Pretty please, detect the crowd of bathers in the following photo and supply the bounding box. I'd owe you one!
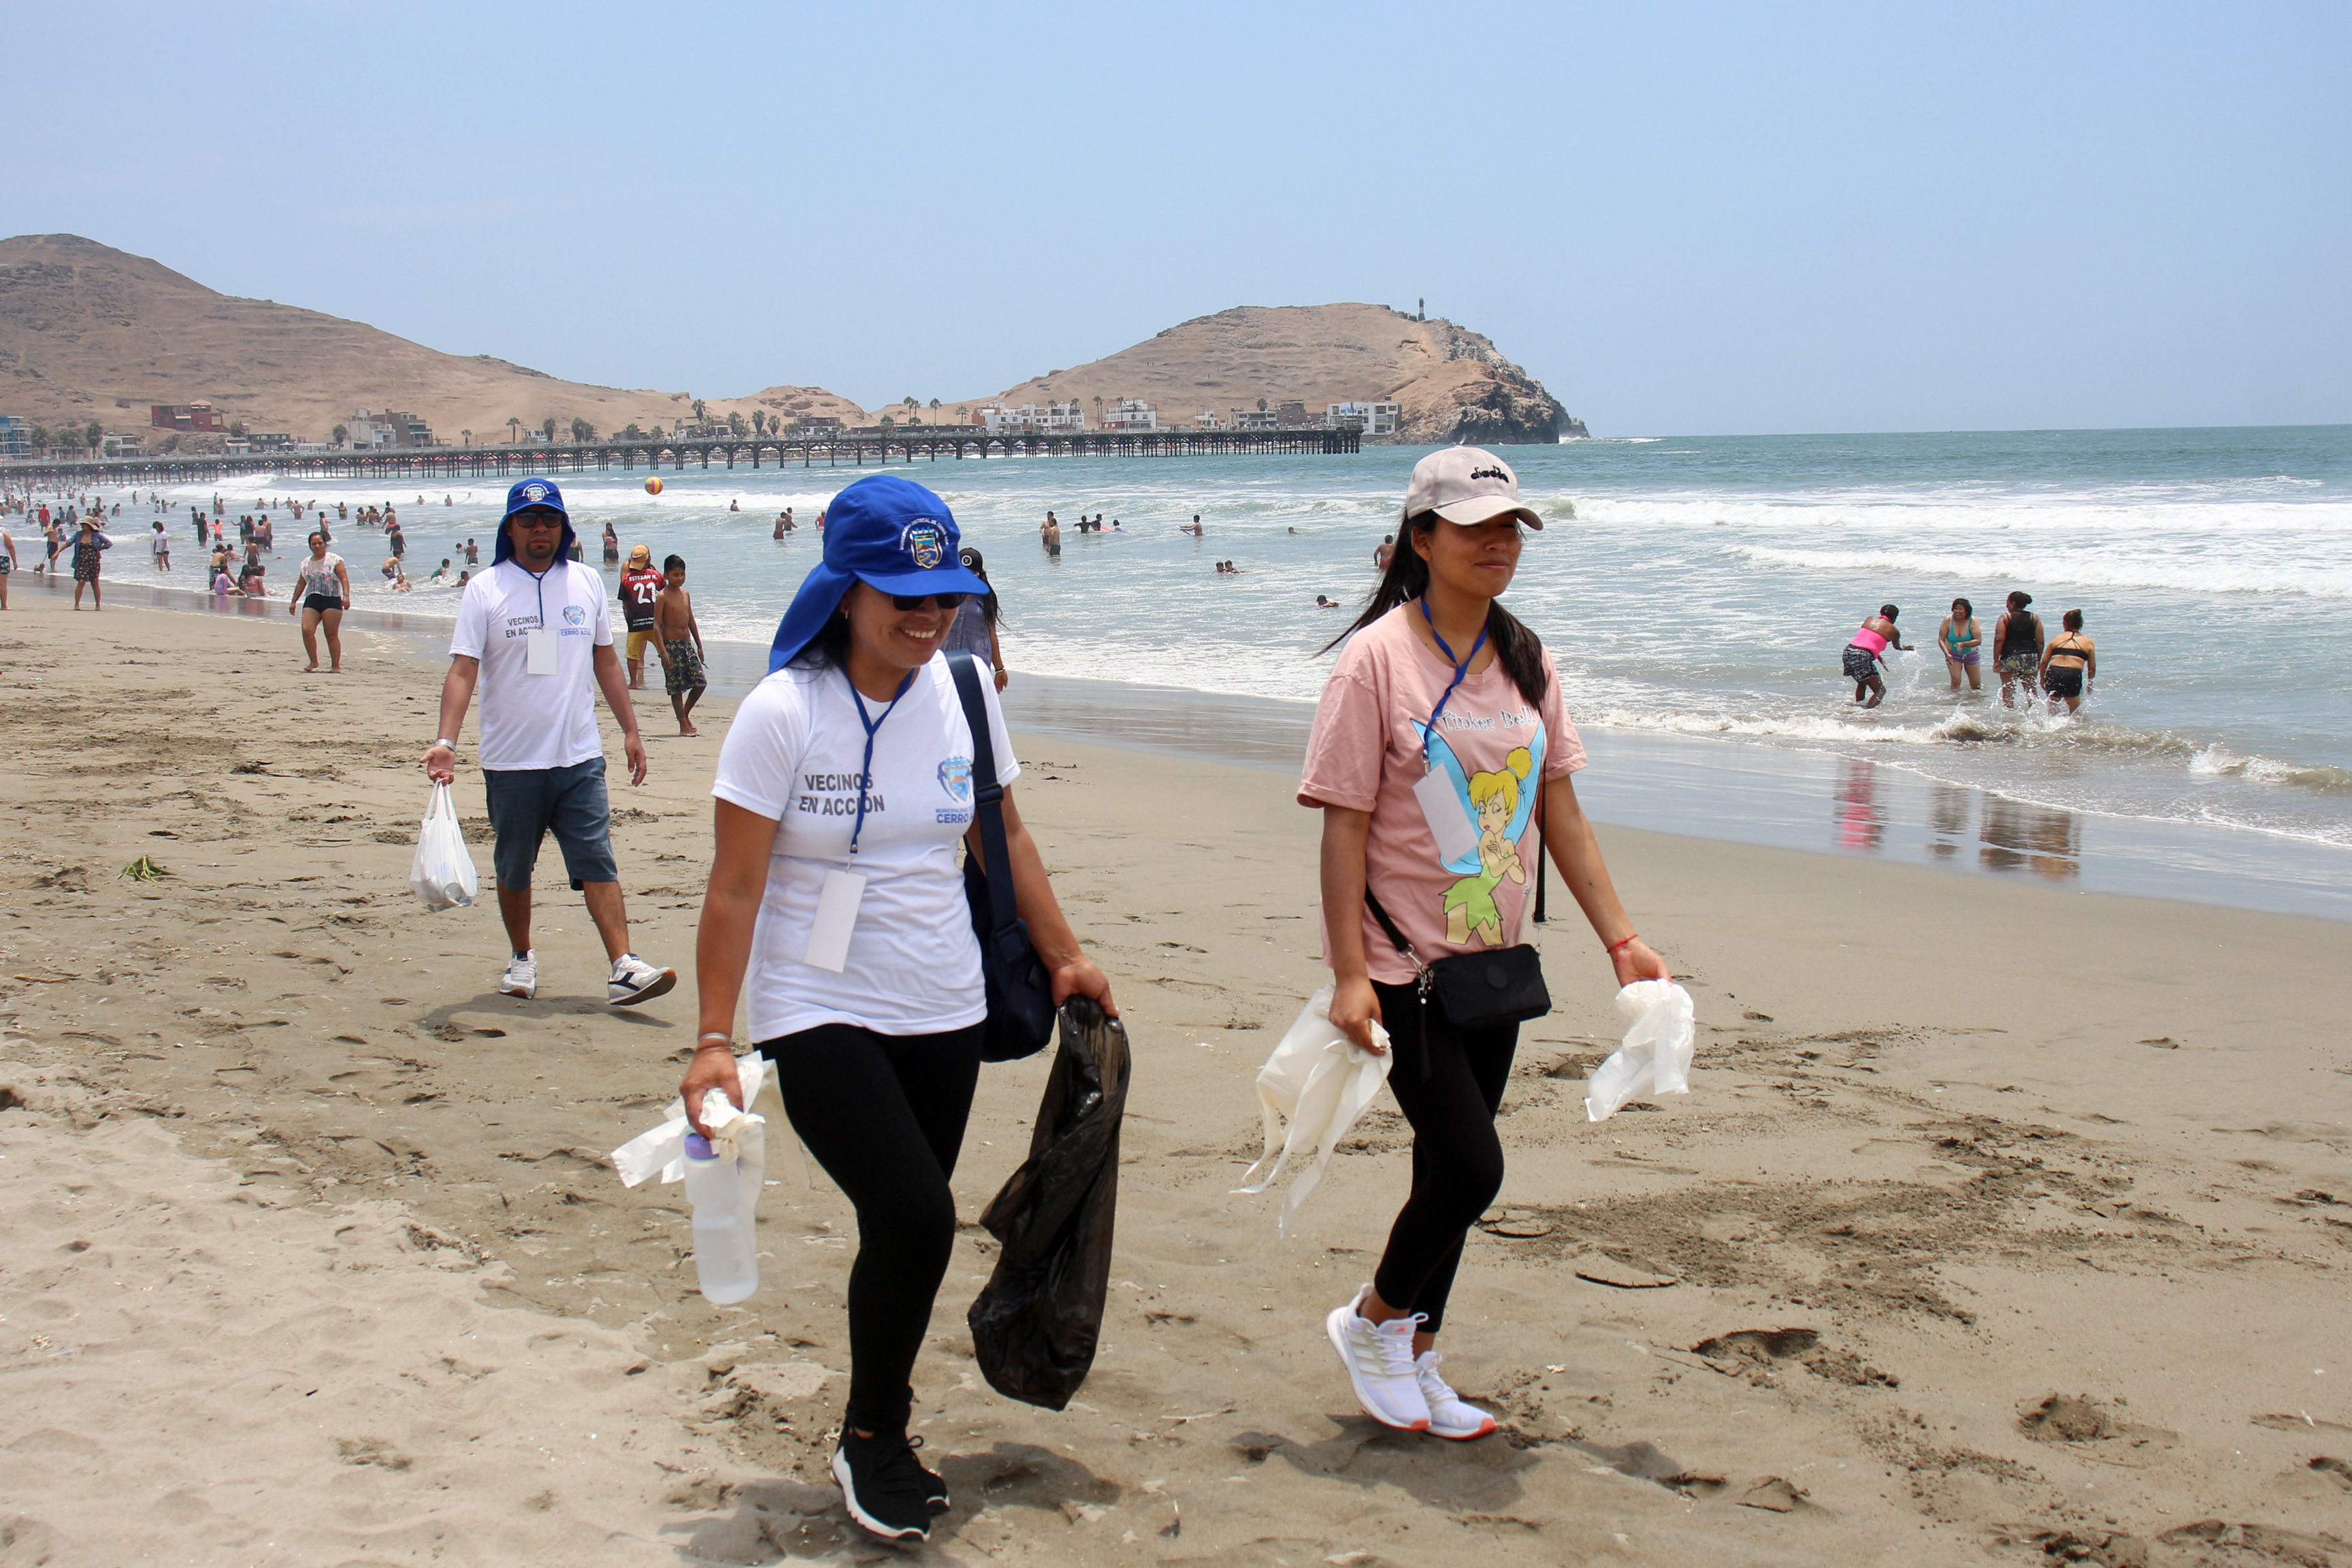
[1844,589,2099,714]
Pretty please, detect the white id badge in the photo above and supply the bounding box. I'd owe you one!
[524,627,557,675]
[801,868,866,973]
[1414,767,1481,864]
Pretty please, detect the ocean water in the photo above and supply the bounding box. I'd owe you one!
[82,422,2352,881]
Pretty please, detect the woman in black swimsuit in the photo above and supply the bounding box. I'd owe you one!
[1994,591,2044,709]
[2038,609,2095,715]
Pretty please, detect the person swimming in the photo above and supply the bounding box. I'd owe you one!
[1843,603,1911,709]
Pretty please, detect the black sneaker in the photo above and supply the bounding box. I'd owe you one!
[832,1429,934,1543]
[908,1433,950,1515]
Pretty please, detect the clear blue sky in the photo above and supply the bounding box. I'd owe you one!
[10,1,2347,435]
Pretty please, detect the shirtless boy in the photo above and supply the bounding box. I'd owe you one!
[651,553,706,736]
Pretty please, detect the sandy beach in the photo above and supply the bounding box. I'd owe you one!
[4,598,2349,1568]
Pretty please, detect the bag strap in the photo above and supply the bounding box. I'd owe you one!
[947,653,1019,936]
[1532,777,1548,924]
[1362,887,1427,982]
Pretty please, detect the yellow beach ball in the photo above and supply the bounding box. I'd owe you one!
[644,476,664,496]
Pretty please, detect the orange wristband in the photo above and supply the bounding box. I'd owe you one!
[1605,932,1639,956]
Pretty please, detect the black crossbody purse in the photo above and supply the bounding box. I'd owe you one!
[1363,887,1550,1034]
[947,653,1056,1062]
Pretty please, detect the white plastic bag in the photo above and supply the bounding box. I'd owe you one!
[1585,979,1697,1122]
[1235,983,1393,1237]
[611,1054,777,1189]
[408,783,478,911]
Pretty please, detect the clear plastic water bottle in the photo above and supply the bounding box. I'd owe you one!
[684,1130,759,1305]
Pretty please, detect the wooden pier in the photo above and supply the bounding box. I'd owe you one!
[5,425,1359,488]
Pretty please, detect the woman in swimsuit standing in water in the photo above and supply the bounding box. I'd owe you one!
[1938,598,1982,692]
[1994,591,2044,708]
[2038,609,2096,715]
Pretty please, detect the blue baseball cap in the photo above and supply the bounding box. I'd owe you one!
[494,476,576,566]
[768,475,989,671]
[502,476,568,523]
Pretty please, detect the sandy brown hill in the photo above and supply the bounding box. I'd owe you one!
[0,234,862,445]
[926,303,1575,443]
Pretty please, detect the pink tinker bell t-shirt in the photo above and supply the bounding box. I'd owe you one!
[1298,605,1586,985]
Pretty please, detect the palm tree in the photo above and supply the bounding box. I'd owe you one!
[461,429,472,446]
[570,416,595,444]
[928,397,941,410]
[506,416,522,444]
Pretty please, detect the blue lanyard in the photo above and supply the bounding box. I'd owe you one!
[845,669,916,858]
[510,559,559,632]
[1420,598,1487,766]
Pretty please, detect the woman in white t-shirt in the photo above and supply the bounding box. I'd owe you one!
[683,474,1114,1547]
[1300,447,1669,1442]
[285,530,350,672]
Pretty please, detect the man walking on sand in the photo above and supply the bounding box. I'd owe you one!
[421,478,676,1007]
[652,553,707,737]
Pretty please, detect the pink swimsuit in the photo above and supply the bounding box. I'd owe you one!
[1848,625,1889,655]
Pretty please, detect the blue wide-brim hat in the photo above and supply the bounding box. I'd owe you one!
[767,474,989,672]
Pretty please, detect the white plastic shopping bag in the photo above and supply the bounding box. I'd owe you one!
[1235,984,1393,1237]
[408,783,478,911]
[611,1054,777,1189]
[1585,979,1697,1122]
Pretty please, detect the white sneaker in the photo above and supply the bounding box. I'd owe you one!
[607,953,677,1007]
[1414,1351,1498,1440]
[1324,1286,1431,1431]
[498,950,536,998]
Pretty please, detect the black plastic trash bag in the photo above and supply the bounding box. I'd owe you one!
[968,998,1131,1410]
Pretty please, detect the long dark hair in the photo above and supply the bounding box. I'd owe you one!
[960,546,1001,628]
[1322,512,1549,710]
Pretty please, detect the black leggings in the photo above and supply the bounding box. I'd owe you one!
[763,1020,983,1435]
[1369,979,1519,1335]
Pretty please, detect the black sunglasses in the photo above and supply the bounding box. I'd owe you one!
[889,591,966,611]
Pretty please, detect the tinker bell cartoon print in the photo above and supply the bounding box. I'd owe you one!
[1414,723,1545,948]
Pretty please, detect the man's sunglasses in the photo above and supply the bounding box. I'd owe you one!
[890,591,966,610]
[510,512,566,530]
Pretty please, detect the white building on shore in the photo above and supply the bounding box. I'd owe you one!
[978,402,1088,433]
[1326,402,1401,436]
[1100,399,1157,430]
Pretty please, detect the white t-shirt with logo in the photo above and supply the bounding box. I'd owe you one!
[451,558,613,772]
[710,655,1021,1041]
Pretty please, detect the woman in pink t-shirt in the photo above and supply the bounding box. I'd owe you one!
[1299,446,1670,1441]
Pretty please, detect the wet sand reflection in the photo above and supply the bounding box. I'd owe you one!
[1978,796,2082,881]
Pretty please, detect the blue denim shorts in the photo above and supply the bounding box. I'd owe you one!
[483,757,619,891]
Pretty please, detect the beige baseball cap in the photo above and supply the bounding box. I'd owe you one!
[1403,445,1544,529]
[626,543,651,565]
